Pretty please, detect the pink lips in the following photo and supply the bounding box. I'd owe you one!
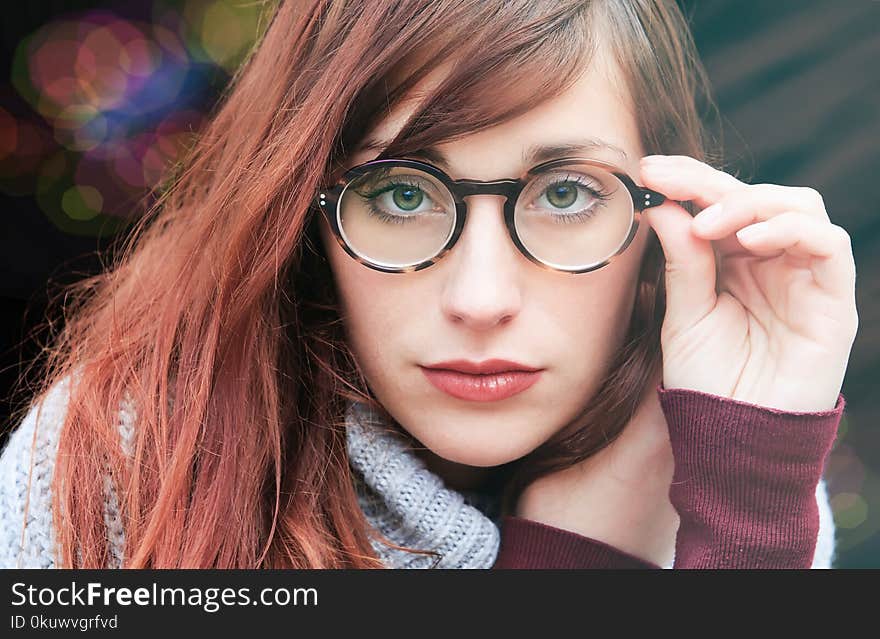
[419,359,544,402]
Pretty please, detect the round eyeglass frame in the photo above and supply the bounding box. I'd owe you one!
[313,156,667,275]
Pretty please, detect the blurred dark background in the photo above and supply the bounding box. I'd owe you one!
[0,1,877,566]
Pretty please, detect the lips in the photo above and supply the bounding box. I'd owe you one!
[419,359,544,402]
[423,359,543,375]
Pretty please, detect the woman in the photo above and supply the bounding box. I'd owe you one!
[0,0,857,569]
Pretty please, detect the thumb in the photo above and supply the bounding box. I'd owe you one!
[643,201,718,333]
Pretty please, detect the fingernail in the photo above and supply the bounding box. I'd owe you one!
[694,203,723,229]
[640,155,668,165]
[736,225,765,242]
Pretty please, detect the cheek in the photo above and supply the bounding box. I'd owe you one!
[320,226,421,378]
[554,243,646,368]
[316,209,650,466]
[319,215,372,314]
[557,281,630,356]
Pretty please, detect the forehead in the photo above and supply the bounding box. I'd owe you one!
[350,52,643,179]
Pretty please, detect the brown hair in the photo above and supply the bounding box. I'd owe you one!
[11,0,720,567]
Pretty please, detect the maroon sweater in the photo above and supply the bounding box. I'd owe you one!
[493,383,846,569]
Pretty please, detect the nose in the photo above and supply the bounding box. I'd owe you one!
[439,194,523,330]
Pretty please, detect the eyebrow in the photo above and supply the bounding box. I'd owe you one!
[356,137,629,169]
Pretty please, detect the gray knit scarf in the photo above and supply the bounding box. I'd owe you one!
[0,376,501,568]
[0,377,836,569]
[344,399,501,568]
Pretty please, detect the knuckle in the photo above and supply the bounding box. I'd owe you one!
[844,310,860,342]
[797,186,826,210]
[742,182,776,203]
[718,180,750,203]
[777,210,802,227]
[716,167,744,189]
[832,224,853,248]
[747,182,779,197]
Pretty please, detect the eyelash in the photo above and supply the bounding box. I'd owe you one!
[357,173,612,224]
[529,172,613,223]
[357,177,442,224]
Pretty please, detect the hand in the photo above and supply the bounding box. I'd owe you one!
[515,156,858,564]
[639,155,858,412]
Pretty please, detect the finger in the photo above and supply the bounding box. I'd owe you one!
[691,183,830,240]
[642,200,718,334]
[734,214,856,292]
[639,155,744,209]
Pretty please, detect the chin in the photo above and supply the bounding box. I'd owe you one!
[424,437,536,468]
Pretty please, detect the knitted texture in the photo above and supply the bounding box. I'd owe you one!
[0,376,500,568]
[344,400,500,568]
[0,375,71,568]
[0,376,836,568]
[497,515,664,568]
[0,374,134,569]
[657,386,844,568]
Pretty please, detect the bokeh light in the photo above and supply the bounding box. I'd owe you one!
[3,3,273,228]
[2,1,874,567]
[62,184,104,220]
[159,0,270,72]
[0,108,18,161]
[832,492,869,529]
[0,118,57,196]
[825,413,880,559]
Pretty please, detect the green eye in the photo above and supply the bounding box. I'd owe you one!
[392,186,424,211]
[545,183,578,208]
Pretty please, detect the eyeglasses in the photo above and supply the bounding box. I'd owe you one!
[314,156,666,274]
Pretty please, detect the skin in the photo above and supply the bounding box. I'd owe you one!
[517,155,858,567]
[319,50,655,477]
[319,46,858,567]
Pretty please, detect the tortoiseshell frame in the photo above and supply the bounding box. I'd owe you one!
[314,157,667,274]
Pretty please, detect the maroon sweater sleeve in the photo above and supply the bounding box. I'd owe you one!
[493,385,845,569]
[658,383,844,568]
[493,515,661,569]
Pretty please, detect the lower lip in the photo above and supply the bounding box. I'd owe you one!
[420,367,543,402]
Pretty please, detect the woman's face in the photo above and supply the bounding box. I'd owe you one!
[319,54,651,469]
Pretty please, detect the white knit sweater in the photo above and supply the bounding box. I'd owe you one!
[0,374,837,568]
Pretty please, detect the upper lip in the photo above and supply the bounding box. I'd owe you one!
[421,359,543,374]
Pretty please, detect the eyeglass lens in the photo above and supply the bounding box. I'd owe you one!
[336,162,635,270]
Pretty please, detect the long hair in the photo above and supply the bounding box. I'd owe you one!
[10,0,720,567]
